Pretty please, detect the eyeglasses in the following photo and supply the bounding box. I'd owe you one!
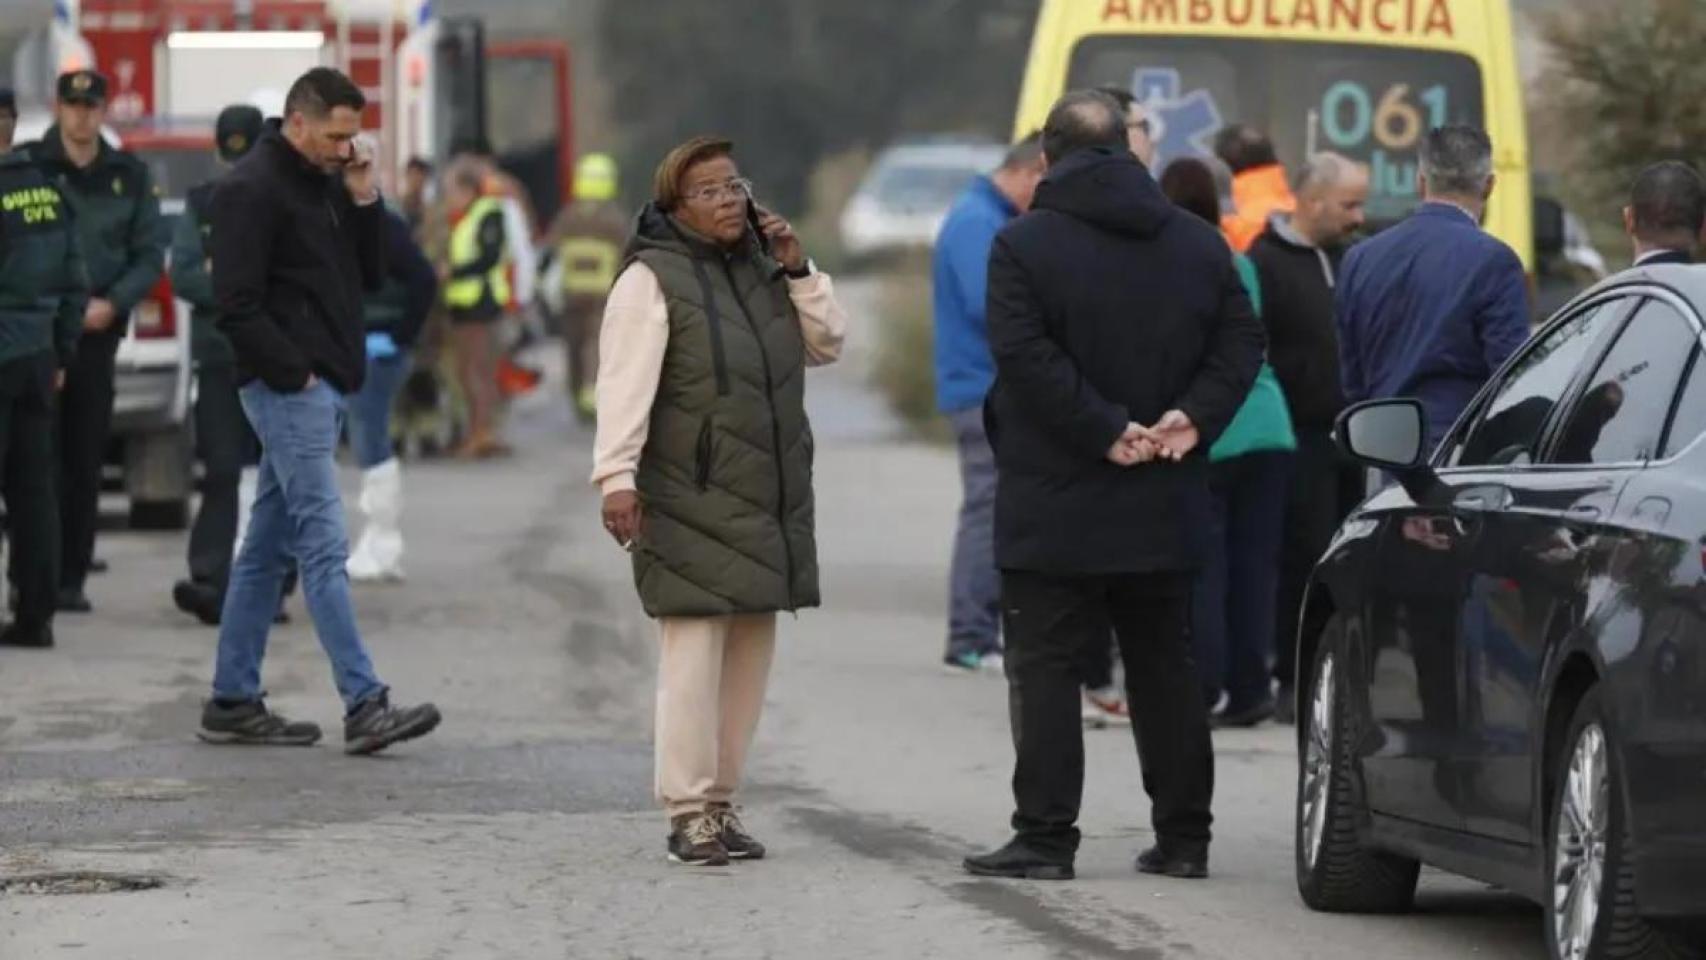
[682,178,753,205]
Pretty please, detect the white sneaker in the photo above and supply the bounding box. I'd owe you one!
[1083,686,1129,728]
[978,652,1005,676]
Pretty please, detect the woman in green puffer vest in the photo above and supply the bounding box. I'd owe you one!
[1159,158,1297,728]
[591,137,849,867]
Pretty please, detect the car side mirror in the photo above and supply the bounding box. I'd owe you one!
[1533,195,1566,260]
[1336,399,1426,471]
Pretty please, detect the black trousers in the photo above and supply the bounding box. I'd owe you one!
[186,363,253,593]
[58,331,118,594]
[1275,429,1356,688]
[0,352,62,627]
[1003,569,1214,859]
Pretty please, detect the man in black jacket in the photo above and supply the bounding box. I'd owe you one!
[199,67,440,756]
[963,91,1264,882]
[1246,152,1367,722]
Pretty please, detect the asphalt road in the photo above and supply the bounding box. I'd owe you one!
[0,279,1548,959]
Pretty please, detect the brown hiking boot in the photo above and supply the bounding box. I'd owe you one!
[667,813,730,867]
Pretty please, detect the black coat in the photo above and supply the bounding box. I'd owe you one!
[985,148,1265,575]
[1247,221,1346,431]
[210,121,383,393]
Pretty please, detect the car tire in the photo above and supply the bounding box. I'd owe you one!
[1545,689,1701,960]
[129,498,189,531]
[1296,614,1420,913]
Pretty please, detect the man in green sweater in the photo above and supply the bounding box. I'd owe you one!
[0,142,90,647]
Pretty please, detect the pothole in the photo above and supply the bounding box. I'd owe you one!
[0,872,168,895]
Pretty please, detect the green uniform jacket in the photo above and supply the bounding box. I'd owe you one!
[24,128,164,330]
[171,182,234,367]
[626,204,820,618]
[0,150,90,366]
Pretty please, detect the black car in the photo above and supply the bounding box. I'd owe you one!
[1294,264,1706,960]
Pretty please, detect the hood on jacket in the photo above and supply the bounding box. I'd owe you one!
[1031,147,1173,239]
[625,200,770,269]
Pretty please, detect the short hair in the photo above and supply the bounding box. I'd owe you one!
[1159,158,1221,227]
[1000,131,1044,172]
[284,67,365,120]
[1419,124,1493,197]
[1096,85,1137,112]
[1041,90,1126,166]
[445,157,485,195]
[1292,152,1362,196]
[1213,124,1278,174]
[653,136,734,211]
[406,156,434,175]
[1629,161,1706,242]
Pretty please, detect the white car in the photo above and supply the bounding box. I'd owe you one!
[839,141,1007,259]
[111,195,194,530]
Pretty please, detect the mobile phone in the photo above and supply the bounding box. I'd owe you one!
[746,199,772,257]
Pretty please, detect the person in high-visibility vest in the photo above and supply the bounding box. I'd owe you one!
[442,159,511,459]
[543,153,628,423]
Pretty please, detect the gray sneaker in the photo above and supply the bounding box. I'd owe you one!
[343,693,441,756]
[198,699,322,746]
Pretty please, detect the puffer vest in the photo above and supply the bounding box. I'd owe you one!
[626,204,819,618]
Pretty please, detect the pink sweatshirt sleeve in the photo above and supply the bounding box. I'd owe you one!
[590,264,668,496]
[788,270,848,367]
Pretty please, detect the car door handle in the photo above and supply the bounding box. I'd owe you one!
[1567,503,1603,521]
[1453,485,1513,513]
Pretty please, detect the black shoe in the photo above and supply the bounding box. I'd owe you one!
[963,838,1075,880]
[1212,697,1276,729]
[668,813,731,866]
[55,588,92,614]
[0,621,54,649]
[198,698,322,746]
[1273,685,1296,725]
[343,693,442,756]
[90,558,109,575]
[273,606,291,625]
[1136,844,1209,879]
[173,580,223,626]
[708,805,766,861]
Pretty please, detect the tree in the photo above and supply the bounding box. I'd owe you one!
[597,0,1037,214]
[1536,0,1706,215]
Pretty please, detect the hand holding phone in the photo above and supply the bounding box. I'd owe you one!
[748,200,807,273]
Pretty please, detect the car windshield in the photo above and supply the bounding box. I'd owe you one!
[1070,36,1485,228]
[866,162,990,211]
[130,147,223,201]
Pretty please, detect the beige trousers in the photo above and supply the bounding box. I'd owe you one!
[655,613,778,819]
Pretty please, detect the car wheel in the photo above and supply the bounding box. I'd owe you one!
[1296,614,1420,913]
[1546,689,1701,960]
[129,498,189,531]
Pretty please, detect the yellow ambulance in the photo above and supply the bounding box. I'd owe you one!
[1014,0,1535,267]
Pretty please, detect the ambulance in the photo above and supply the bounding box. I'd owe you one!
[1014,0,1538,267]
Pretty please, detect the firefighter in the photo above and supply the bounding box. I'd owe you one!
[442,159,511,459]
[0,133,90,647]
[544,153,627,423]
[19,70,165,613]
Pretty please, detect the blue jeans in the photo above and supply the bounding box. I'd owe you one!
[346,352,409,469]
[946,406,1001,660]
[1193,451,1293,711]
[212,380,385,713]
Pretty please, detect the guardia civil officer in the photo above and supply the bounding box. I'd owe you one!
[0,133,90,647]
[19,70,165,613]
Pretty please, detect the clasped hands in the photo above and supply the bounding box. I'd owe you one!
[1105,410,1199,467]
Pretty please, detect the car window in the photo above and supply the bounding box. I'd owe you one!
[1454,299,1627,468]
[1662,349,1706,459]
[1550,299,1699,465]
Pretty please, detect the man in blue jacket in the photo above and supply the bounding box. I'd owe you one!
[1336,125,1530,454]
[932,133,1043,673]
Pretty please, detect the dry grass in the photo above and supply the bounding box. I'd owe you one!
[871,254,952,444]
